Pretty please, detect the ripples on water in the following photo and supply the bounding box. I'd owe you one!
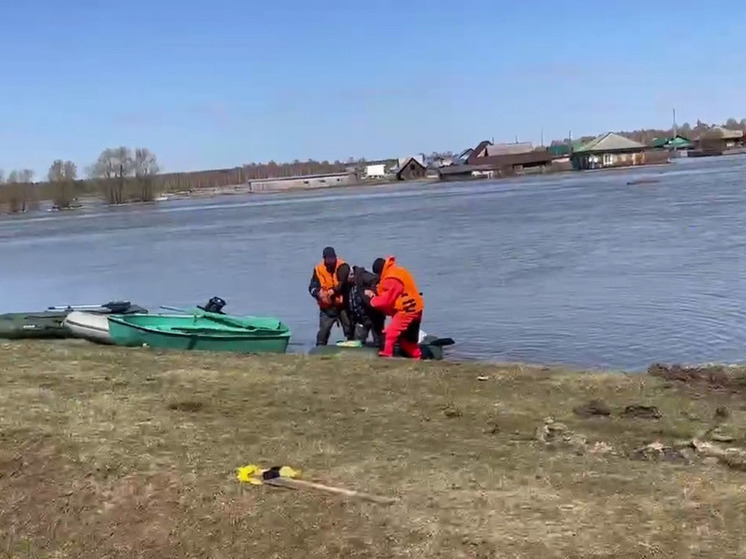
[3,156,746,371]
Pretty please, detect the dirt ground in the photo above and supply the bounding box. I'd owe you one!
[2,341,746,558]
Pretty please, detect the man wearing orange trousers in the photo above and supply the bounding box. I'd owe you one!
[366,256,424,359]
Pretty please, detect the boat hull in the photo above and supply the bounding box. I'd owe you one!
[0,302,147,341]
[0,311,70,340]
[63,311,114,344]
[107,314,291,354]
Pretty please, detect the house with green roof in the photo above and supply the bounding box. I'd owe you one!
[651,135,693,151]
[547,144,571,157]
[570,132,670,171]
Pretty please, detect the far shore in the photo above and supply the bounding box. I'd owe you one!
[4,177,441,216]
[154,161,676,202]
[104,163,670,204]
[0,160,684,217]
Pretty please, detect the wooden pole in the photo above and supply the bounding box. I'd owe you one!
[263,477,397,505]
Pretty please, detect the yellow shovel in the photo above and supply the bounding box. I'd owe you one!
[237,464,397,505]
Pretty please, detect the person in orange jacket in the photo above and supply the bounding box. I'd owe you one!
[308,246,352,345]
[366,256,424,359]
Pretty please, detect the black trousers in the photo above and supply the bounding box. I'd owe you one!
[353,310,385,348]
[316,308,353,346]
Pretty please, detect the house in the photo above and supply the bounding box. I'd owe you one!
[689,127,745,157]
[437,140,555,181]
[651,135,693,151]
[455,148,473,164]
[248,172,357,192]
[546,143,580,170]
[364,163,387,179]
[473,141,535,157]
[394,156,427,181]
[570,132,669,170]
[437,164,496,181]
[428,154,455,168]
[466,140,554,172]
[548,144,572,158]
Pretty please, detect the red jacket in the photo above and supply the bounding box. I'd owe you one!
[369,277,404,316]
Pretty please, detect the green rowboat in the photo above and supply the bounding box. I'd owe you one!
[107,313,292,354]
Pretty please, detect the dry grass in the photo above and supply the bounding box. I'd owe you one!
[2,341,746,558]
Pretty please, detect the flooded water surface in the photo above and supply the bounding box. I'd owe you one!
[3,155,746,371]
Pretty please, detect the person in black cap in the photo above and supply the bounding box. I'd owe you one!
[339,264,385,348]
[372,257,385,276]
[308,246,353,345]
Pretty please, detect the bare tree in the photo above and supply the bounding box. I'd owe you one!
[89,147,133,204]
[18,169,34,183]
[48,159,78,209]
[132,148,160,202]
[21,169,37,212]
[725,118,740,130]
[3,169,34,213]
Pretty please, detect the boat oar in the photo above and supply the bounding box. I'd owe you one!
[165,308,282,333]
[48,302,139,315]
[48,303,110,311]
[160,305,283,333]
[172,325,260,334]
[160,305,189,313]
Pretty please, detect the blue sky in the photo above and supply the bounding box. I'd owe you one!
[1,0,745,176]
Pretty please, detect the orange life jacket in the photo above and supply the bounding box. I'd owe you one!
[378,256,424,315]
[315,258,346,309]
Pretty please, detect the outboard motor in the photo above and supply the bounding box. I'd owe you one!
[198,296,227,314]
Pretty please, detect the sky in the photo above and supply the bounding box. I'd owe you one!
[1,0,746,176]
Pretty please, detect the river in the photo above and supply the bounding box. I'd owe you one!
[2,155,746,371]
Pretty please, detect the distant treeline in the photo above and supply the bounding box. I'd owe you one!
[155,159,352,192]
[550,117,746,147]
[0,150,366,213]
[0,147,162,213]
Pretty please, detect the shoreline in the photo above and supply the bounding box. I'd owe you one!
[2,340,745,557]
[0,161,682,217]
[0,177,439,216]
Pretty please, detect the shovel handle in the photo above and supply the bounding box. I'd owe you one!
[264,477,397,504]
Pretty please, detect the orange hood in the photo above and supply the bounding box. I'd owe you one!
[381,256,397,277]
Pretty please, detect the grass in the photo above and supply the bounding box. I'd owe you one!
[2,341,746,558]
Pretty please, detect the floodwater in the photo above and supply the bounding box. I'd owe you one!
[3,155,746,371]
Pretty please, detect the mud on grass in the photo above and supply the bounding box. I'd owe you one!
[2,342,746,558]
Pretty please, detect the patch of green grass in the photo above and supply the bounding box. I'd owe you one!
[1,341,745,558]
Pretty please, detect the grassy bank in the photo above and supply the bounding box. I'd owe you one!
[2,342,746,557]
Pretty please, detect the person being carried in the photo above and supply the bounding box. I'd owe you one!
[308,246,353,345]
[366,256,424,359]
[340,264,385,348]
